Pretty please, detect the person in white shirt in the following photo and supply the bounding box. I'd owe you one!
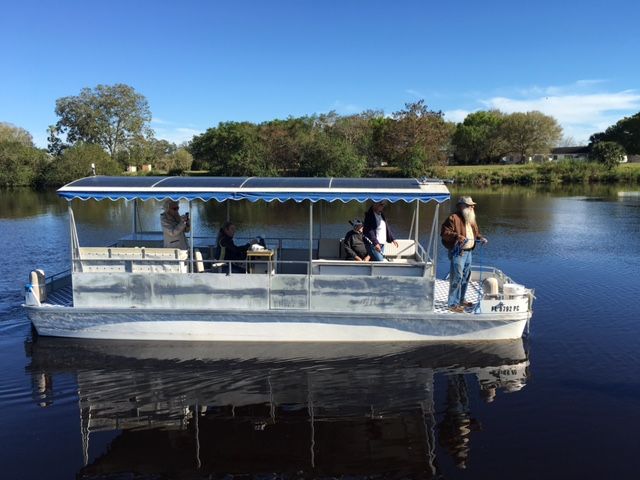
[363,201,398,262]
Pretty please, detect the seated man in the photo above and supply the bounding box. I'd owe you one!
[215,221,258,273]
[343,219,371,262]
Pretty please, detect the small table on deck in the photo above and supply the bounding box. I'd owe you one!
[246,249,275,274]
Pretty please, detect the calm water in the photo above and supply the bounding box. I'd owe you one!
[1,185,639,479]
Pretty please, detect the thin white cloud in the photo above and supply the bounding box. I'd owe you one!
[575,79,607,87]
[514,79,610,98]
[151,117,172,125]
[329,100,362,114]
[406,89,425,99]
[155,126,203,145]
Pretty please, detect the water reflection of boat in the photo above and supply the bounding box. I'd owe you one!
[26,337,529,478]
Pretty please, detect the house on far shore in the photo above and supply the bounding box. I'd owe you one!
[126,164,154,173]
[502,146,630,164]
[501,153,553,164]
[550,146,590,162]
[551,146,628,163]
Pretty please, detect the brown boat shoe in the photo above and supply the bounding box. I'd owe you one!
[461,301,474,307]
[449,305,465,313]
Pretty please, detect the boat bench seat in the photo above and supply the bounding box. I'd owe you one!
[384,239,417,259]
[317,238,345,260]
[317,238,418,260]
[77,247,188,273]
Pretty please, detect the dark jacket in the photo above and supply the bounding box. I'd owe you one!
[343,229,369,260]
[363,207,395,246]
[216,232,250,261]
[440,212,482,251]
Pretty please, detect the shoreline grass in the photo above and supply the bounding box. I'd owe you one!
[441,161,640,186]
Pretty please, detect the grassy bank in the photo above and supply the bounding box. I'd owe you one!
[443,161,640,186]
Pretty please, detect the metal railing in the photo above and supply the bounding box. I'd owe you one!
[80,235,436,276]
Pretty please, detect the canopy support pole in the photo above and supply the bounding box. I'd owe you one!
[132,199,138,234]
[431,203,440,311]
[308,202,314,308]
[69,205,81,271]
[309,202,314,264]
[188,201,194,273]
[411,200,420,243]
[408,208,415,240]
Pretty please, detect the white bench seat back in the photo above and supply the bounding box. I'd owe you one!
[77,247,188,273]
[384,239,417,258]
[318,238,416,260]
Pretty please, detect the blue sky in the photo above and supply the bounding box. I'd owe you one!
[2,0,639,147]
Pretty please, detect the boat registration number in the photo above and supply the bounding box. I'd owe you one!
[478,297,529,314]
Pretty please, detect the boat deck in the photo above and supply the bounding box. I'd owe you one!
[42,279,482,314]
[45,286,74,307]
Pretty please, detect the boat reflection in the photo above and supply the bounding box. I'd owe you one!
[26,338,529,478]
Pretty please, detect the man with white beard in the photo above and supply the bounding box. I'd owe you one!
[440,197,488,313]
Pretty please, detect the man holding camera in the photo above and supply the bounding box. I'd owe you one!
[161,199,190,249]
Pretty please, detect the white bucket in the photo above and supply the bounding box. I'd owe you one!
[503,283,525,298]
[30,269,47,302]
[482,277,499,296]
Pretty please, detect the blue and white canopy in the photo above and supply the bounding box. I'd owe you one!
[58,176,450,204]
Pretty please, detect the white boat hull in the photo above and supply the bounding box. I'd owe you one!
[26,306,530,342]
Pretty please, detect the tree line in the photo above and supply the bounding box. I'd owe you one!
[1,83,638,188]
[189,101,454,178]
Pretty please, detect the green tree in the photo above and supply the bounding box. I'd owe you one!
[590,141,626,169]
[41,143,122,187]
[47,124,65,155]
[0,122,34,146]
[500,111,563,162]
[331,110,381,168]
[51,84,152,158]
[299,131,366,177]
[590,112,640,154]
[395,145,429,178]
[452,110,507,164]
[164,148,193,174]
[0,141,48,187]
[258,117,313,174]
[191,122,273,176]
[383,100,454,176]
[368,116,393,167]
[118,137,178,169]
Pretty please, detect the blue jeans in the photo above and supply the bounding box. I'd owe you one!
[369,244,385,262]
[448,249,472,307]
